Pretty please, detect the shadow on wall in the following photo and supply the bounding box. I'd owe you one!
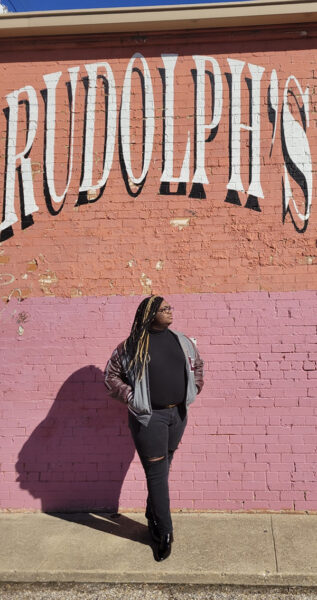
[15,365,135,512]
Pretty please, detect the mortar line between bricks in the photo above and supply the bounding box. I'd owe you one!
[270,514,279,574]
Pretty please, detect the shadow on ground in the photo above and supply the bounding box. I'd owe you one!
[54,511,150,546]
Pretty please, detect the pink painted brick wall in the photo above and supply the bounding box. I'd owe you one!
[1,290,317,511]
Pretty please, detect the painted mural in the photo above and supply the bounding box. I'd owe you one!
[1,53,312,241]
[1,28,317,512]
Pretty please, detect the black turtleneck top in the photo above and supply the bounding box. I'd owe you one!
[148,328,187,409]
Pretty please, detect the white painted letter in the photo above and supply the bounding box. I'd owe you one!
[227,59,265,199]
[269,69,279,156]
[80,62,117,192]
[192,55,222,184]
[43,67,79,204]
[160,54,190,183]
[120,53,154,185]
[1,86,39,233]
[282,76,312,226]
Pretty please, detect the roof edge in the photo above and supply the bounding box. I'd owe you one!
[0,0,316,38]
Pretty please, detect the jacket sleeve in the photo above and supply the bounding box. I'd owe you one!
[104,344,133,405]
[192,343,204,394]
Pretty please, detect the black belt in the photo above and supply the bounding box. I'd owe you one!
[152,402,179,410]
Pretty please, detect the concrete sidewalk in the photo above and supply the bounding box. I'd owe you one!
[0,512,317,586]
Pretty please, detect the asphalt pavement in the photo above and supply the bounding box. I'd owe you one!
[2,583,317,600]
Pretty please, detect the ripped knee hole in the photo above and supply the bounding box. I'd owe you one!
[147,456,165,462]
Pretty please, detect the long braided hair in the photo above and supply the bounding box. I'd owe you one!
[125,295,163,380]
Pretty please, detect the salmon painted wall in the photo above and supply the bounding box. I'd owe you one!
[1,25,317,511]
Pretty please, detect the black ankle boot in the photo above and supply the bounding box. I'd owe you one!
[147,516,160,543]
[156,533,173,561]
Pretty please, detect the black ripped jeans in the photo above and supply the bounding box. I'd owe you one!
[128,403,187,536]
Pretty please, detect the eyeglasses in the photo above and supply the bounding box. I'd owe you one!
[157,306,174,313]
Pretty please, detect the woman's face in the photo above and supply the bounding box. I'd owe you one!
[151,299,173,330]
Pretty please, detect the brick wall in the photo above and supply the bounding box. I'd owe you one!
[1,292,317,511]
[0,24,316,511]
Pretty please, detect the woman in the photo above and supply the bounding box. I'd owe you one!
[104,295,204,561]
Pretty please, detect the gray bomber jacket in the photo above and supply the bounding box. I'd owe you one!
[104,330,204,426]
